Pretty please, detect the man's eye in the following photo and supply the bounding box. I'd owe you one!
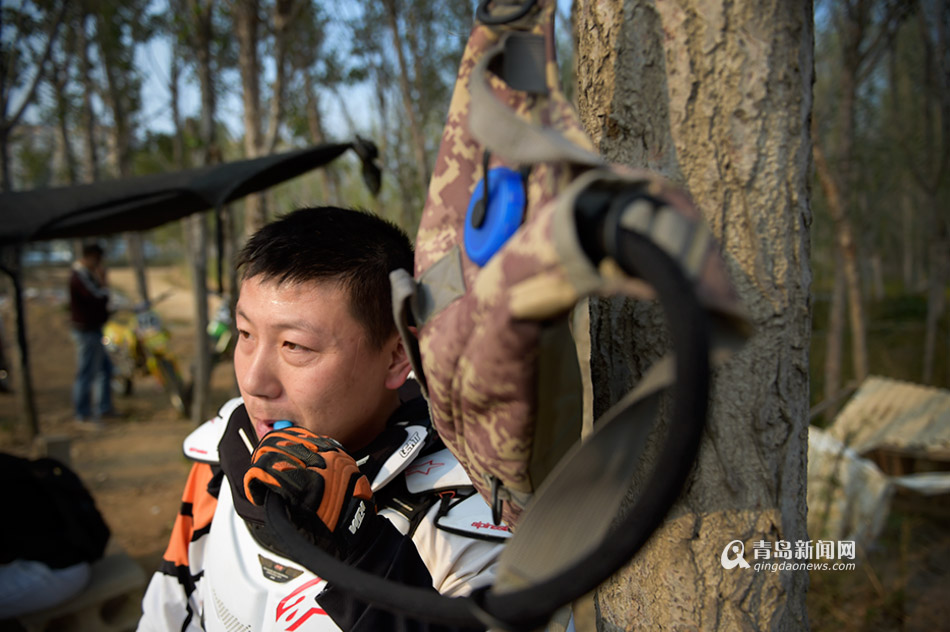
[283,341,310,352]
[237,329,250,339]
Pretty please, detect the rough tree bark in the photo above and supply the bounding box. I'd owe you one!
[575,1,813,629]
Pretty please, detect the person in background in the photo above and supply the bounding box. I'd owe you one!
[137,207,507,632]
[69,243,115,427]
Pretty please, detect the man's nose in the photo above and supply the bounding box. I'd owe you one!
[239,346,282,400]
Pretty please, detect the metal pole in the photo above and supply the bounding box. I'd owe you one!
[0,245,39,437]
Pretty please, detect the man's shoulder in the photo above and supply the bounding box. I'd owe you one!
[386,445,513,542]
[183,397,244,464]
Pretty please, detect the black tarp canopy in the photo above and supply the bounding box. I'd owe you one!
[0,139,380,435]
[0,140,379,246]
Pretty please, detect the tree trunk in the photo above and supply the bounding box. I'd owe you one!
[813,136,868,384]
[922,203,948,384]
[233,0,268,237]
[124,234,149,304]
[95,11,150,305]
[186,0,218,423]
[901,186,915,291]
[824,255,846,419]
[77,11,100,184]
[0,4,64,191]
[0,128,9,192]
[304,74,340,204]
[575,1,812,629]
[264,0,295,154]
[51,56,78,185]
[0,247,39,436]
[382,0,429,196]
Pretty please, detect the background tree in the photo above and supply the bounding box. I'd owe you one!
[575,0,813,629]
[812,0,911,415]
[174,0,224,422]
[229,0,299,237]
[93,0,154,304]
[897,0,949,384]
[282,2,341,204]
[0,1,65,435]
[0,1,64,191]
[348,0,469,229]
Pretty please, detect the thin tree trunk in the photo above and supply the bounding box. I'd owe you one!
[77,11,100,184]
[0,129,10,192]
[170,46,185,168]
[825,252,846,419]
[813,136,869,383]
[0,4,65,191]
[234,0,268,237]
[186,0,217,423]
[95,11,150,305]
[0,247,39,437]
[922,205,948,384]
[901,186,915,291]
[264,0,295,154]
[576,1,812,629]
[51,56,78,185]
[869,254,885,301]
[382,0,429,195]
[304,74,340,204]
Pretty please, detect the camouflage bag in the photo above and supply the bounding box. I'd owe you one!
[389,0,749,612]
[265,2,748,629]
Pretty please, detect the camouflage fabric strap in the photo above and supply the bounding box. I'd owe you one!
[468,34,605,167]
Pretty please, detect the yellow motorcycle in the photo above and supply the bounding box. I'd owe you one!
[102,292,187,416]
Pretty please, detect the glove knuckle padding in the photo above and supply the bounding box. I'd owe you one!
[244,426,377,558]
[314,451,365,530]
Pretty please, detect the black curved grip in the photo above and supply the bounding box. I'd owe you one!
[475,0,538,25]
[263,210,711,631]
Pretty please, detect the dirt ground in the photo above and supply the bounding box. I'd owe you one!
[1,264,948,630]
[0,264,236,576]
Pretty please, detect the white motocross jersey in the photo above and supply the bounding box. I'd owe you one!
[137,398,509,632]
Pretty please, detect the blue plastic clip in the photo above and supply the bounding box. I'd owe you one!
[464,167,526,266]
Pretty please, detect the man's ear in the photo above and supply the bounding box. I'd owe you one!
[384,332,413,390]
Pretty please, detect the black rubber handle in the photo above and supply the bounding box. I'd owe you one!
[263,193,711,631]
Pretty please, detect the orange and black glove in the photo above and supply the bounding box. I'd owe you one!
[244,426,377,559]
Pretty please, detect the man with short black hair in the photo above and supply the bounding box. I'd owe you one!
[69,242,114,426]
[139,207,506,632]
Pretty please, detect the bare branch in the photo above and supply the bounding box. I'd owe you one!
[1,3,68,134]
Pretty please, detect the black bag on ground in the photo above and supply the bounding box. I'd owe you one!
[0,453,110,569]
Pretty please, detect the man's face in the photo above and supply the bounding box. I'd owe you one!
[234,275,407,449]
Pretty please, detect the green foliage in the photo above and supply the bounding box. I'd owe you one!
[13,133,54,188]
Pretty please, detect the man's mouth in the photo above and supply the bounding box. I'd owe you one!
[251,418,280,441]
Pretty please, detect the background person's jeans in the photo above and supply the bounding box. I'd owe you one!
[71,328,113,419]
